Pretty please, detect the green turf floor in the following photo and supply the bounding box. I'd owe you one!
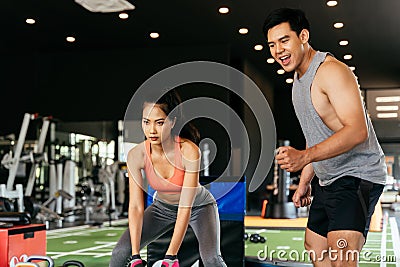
[46,225,134,266]
[245,219,398,267]
[46,217,399,267]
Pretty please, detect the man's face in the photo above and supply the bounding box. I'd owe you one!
[267,22,306,73]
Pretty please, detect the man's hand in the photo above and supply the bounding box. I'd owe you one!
[275,146,309,172]
[292,183,312,208]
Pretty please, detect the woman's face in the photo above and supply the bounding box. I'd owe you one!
[142,102,175,145]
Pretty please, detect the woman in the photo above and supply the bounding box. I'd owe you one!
[110,90,227,267]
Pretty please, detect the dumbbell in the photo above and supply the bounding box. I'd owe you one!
[63,260,85,267]
[244,232,249,241]
[16,255,54,267]
[249,233,266,243]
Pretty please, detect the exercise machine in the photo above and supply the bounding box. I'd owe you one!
[0,113,49,215]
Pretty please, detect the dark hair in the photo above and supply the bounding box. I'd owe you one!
[263,7,310,39]
[143,89,200,145]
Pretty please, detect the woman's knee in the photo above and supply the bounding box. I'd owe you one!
[110,243,131,267]
[201,254,227,267]
[112,243,130,256]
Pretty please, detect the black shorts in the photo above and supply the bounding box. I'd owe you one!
[307,176,384,238]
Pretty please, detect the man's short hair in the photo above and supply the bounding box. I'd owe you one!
[263,7,310,38]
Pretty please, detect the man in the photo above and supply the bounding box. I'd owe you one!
[263,7,387,267]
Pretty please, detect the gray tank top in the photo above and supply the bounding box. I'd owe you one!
[292,51,387,186]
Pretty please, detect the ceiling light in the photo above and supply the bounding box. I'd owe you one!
[376,106,399,111]
[339,40,348,46]
[286,78,294,84]
[349,66,356,71]
[334,22,344,28]
[239,28,248,34]
[377,113,398,119]
[327,1,338,6]
[375,96,400,103]
[267,58,275,64]
[343,54,352,60]
[119,13,129,19]
[66,36,75,43]
[254,44,263,51]
[277,69,285,75]
[150,32,160,39]
[218,7,229,14]
[26,18,36,25]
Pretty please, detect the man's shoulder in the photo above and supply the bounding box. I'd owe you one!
[317,54,350,78]
[322,54,346,68]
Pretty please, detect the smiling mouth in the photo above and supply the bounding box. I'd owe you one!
[280,55,290,66]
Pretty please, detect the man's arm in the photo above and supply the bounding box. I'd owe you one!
[306,60,368,162]
[292,163,314,207]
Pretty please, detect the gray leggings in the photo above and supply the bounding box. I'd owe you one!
[109,200,227,267]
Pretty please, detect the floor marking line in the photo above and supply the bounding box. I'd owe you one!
[47,227,125,239]
[49,242,117,259]
[389,217,400,267]
[380,214,388,267]
[93,252,112,258]
[47,226,125,236]
[47,252,107,256]
[47,225,90,233]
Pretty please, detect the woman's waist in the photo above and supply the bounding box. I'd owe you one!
[155,192,181,205]
[154,186,216,207]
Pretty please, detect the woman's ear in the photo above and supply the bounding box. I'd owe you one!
[299,29,309,44]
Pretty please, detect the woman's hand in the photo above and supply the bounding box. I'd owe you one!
[125,255,147,267]
[161,256,179,267]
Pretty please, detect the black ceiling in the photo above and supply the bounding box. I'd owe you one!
[2,0,400,90]
[1,0,400,137]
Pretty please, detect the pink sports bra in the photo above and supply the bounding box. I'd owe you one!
[144,136,185,194]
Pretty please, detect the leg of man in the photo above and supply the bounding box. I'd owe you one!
[304,228,331,266]
[364,182,385,237]
[189,203,227,267]
[306,177,384,267]
[304,179,332,266]
[324,177,383,267]
[327,230,364,267]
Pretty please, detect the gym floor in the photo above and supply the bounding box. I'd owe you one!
[44,208,400,267]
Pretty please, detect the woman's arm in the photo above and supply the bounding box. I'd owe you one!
[126,144,145,255]
[165,141,200,256]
